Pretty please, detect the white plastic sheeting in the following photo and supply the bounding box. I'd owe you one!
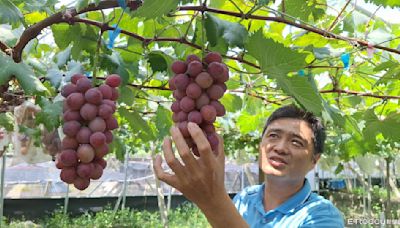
[2,157,259,199]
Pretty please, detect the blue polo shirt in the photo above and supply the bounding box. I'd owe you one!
[233,179,344,227]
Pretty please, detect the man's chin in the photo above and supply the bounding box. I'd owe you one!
[262,166,287,177]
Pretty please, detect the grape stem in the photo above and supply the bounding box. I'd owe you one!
[183,12,199,40]
[92,29,104,86]
[200,2,206,59]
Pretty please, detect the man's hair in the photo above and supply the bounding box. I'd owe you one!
[262,105,326,154]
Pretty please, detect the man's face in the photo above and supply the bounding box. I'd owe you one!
[259,118,319,182]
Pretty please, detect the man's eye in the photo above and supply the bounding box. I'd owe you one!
[292,140,303,147]
[268,133,278,138]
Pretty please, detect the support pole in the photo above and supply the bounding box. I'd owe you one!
[64,184,69,215]
[386,158,391,221]
[367,175,372,217]
[121,150,129,210]
[0,154,6,227]
[114,149,130,213]
[167,186,172,212]
[151,146,169,228]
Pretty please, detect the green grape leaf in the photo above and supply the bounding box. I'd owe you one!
[365,0,400,7]
[276,76,324,115]
[374,65,400,85]
[0,112,14,132]
[257,0,271,5]
[155,106,172,140]
[35,97,63,131]
[65,60,84,82]
[244,96,263,115]
[282,0,326,21]
[246,30,307,76]
[45,68,64,89]
[220,94,243,113]
[204,14,218,47]
[364,109,400,143]
[0,53,48,95]
[373,61,397,71]
[324,105,364,153]
[0,54,14,85]
[119,108,155,141]
[192,20,203,46]
[133,0,179,19]
[208,36,229,54]
[148,54,166,72]
[109,134,127,161]
[76,0,89,11]
[204,13,248,48]
[381,113,400,141]
[0,0,23,25]
[16,0,58,12]
[313,47,331,59]
[55,46,72,67]
[51,24,73,50]
[179,0,193,4]
[118,86,136,106]
[237,112,264,134]
[25,12,47,25]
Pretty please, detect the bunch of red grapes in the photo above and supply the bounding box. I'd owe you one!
[56,73,121,190]
[169,52,228,156]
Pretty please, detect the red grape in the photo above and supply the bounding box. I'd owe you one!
[171,60,187,74]
[105,74,121,87]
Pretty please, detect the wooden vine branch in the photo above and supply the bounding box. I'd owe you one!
[11,0,141,62]
[118,82,400,101]
[0,41,9,54]
[230,90,284,105]
[73,76,399,103]
[1,0,399,102]
[1,0,399,63]
[306,65,343,69]
[327,0,352,31]
[13,12,65,62]
[178,5,400,55]
[18,14,400,102]
[60,77,400,101]
[71,18,260,69]
[73,18,202,48]
[320,89,400,100]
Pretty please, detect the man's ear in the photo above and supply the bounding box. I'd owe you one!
[312,153,321,164]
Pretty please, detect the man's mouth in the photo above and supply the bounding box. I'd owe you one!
[268,156,287,168]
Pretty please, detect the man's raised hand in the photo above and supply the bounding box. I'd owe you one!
[153,122,226,209]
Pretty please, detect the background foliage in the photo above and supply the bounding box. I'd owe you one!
[0,0,399,165]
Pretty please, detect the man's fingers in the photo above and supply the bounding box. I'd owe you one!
[187,122,215,167]
[215,134,225,164]
[162,137,187,179]
[153,154,179,187]
[170,126,199,171]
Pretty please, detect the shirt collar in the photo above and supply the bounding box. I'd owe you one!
[255,183,266,215]
[275,179,311,214]
[256,179,312,215]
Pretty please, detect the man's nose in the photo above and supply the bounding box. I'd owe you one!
[272,139,288,154]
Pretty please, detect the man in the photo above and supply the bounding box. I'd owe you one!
[154,105,344,227]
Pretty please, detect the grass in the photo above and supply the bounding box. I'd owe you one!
[3,188,399,227]
[3,203,210,228]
